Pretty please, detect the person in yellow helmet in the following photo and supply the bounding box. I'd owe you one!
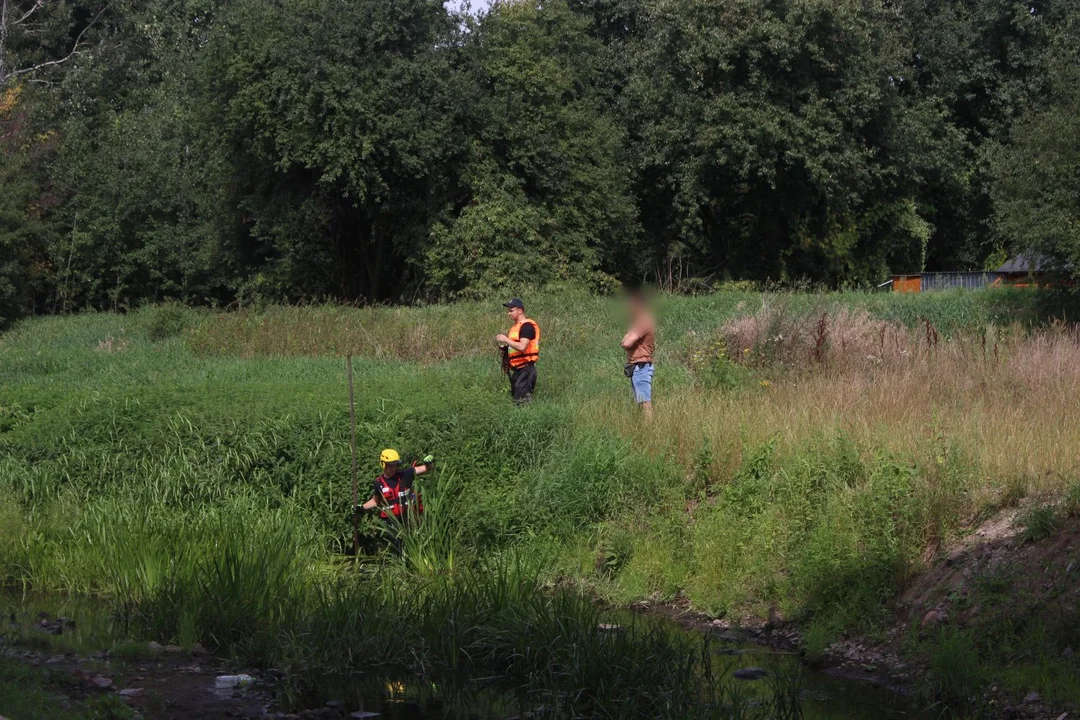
[356,449,434,541]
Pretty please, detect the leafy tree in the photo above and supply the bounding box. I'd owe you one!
[200,0,472,303]
[901,0,1067,270]
[1,0,1079,315]
[617,0,935,285]
[426,0,638,298]
[991,19,1080,277]
[0,0,110,86]
[0,84,61,324]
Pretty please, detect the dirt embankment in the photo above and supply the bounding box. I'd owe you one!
[647,505,1079,719]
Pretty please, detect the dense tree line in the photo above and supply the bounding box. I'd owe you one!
[1,0,1078,321]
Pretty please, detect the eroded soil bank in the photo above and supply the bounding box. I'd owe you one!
[651,506,1080,719]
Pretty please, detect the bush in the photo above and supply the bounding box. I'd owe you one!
[139,303,195,341]
[1018,504,1061,543]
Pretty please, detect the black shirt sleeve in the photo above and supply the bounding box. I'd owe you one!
[518,322,536,340]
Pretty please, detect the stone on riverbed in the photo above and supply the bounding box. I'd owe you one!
[733,667,768,681]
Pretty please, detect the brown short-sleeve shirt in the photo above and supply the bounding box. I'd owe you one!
[626,317,655,364]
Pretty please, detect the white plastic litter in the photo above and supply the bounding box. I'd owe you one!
[214,674,255,689]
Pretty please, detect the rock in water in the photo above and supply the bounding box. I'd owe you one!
[733,667,768,681]
[1023,691,1041,704]
[118,688,144,698]
[91,676,114,689]
[350,713,381,719]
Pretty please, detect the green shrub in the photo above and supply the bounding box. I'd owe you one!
[923,626,985,710]
[1018,504,1061,543]
[1064,480,1080,517]
[139,303,194,341]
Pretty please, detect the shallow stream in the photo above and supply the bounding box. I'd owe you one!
[2,590,927,719]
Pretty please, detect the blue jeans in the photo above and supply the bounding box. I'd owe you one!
[630,363,654,404]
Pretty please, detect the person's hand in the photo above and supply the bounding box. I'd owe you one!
[422,454,434,464]
[495,334,509,344]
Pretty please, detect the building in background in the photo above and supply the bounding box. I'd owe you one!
[879,255,1050,293]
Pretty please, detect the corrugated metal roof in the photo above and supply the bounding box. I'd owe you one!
[997,254,1049,273]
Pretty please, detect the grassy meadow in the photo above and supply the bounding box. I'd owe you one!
[2,288,1079,714]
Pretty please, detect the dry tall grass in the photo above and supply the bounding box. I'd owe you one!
[593,304,1080,504]
[185,305,506,362]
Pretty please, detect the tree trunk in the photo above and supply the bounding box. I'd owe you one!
[1,0,10,85]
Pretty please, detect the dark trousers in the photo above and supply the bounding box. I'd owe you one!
[509,363,537,404]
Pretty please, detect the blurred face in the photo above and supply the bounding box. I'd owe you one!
[382,461,399,477]
[507,306,524,322]
[626,292,646,320]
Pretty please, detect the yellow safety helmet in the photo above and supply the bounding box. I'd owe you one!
[380,448,401,470]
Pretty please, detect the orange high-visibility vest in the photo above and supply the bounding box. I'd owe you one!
[507,318,540,369]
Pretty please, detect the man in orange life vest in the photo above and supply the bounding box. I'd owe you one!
[495,298,540,405]
[356,449,434,536]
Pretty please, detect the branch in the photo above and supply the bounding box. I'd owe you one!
[13,1,46,26]
[7,2,109,80]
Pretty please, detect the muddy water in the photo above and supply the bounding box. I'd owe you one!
[2,591,927,719]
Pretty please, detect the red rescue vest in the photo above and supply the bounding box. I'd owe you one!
[507,318,540,369]
[376,473,423,520]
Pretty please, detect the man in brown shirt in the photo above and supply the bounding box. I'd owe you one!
[621,291,655,419]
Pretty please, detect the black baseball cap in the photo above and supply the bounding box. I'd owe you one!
[503,298,525,310]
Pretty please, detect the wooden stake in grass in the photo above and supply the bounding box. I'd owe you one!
[347,354,360,557]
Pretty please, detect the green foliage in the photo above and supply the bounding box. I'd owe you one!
[1,0,1080,320]
[1017,504,1061,543]
[426,1,638,299]
[685,335,758,391]
[2,295,1079,711]
[137,303,197,341]
[923,626,986,711]
[619,0,943,284]
[992,16,1080,282]
[1065,480,1080,517]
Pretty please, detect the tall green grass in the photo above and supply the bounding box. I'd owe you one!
[2,289,1079,712]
